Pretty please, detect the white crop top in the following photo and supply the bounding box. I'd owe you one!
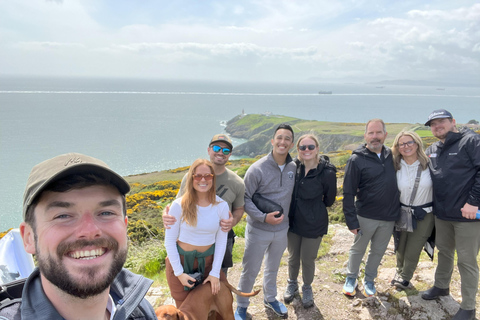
[165,196,229,278]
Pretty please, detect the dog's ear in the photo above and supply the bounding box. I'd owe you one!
[177,310,186,320]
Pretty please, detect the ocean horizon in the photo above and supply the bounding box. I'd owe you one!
[1,76,479,231]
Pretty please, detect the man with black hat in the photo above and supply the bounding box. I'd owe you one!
[164,134,245,275]
[421,110,480,320]
[0,153,157,319]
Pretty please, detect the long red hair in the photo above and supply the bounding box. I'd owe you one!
[180,159,218,226]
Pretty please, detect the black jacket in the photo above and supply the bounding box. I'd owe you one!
[342,144,400,230]
[426,128,480,222]
[289,156,337,238]
[0,268,156,320]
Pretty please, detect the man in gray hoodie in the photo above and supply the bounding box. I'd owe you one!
[235,124,296,320]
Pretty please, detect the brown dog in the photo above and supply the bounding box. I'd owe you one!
[155,279,260,320]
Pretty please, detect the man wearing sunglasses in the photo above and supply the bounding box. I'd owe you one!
[164,134,245,276]
[421,109,480,320]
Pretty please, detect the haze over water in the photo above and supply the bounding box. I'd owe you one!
[1,76,479,231]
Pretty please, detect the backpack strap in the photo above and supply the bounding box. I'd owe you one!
[0,278,26,311]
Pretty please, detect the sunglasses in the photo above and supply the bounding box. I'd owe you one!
[298,144,316,151]
[398,140,415,148]
[193,173,214,181]
[211,145,231,155]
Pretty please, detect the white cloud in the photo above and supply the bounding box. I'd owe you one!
[0,0,479,84]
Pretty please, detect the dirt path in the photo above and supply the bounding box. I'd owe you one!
[148,224,479,320]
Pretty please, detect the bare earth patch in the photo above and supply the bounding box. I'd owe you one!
[148,224,479,320]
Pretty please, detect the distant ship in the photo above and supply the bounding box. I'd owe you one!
[318,90,332,94]
[376,86,384,89]
[436,88,445,91]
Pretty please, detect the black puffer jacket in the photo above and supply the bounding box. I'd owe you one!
[289,156,337,238]
[342,144,400,230]
[426,128,480,222]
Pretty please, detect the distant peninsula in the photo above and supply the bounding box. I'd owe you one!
[225,113,423,158]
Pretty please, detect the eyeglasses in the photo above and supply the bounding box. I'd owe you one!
[298,144,316,151]
[193,173,214,181]
[398,140,415,148]
[211,145,231,155]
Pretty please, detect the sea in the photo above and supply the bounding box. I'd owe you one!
[1,76,479,231]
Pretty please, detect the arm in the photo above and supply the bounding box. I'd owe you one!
[163,174,187,228]
[205,202,229,294]
[219,177,246,231]
[342,157,361,232]
[323,167,338,207]
[462,134,480,219]
[243,165,270,222]
[164,202,184,276]
[219,206,244,232]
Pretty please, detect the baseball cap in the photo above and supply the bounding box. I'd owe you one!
[425,109,453,126]
[209,134,233,150]
[23,153,130,220]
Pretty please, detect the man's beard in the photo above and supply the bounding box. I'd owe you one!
[36,236,127,299]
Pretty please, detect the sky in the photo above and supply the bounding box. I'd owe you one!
[1,0,479,84]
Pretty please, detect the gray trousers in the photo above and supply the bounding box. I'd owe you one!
[347,215,395,282]
[287,231,322,286]
[434,217,480,310]
[236,224,288,307]
[396,212,435,281]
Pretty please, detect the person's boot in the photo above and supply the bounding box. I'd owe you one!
[283,279,298,304]
[452,308,476,320]
[302,284,314,308]
[421,286,450,300]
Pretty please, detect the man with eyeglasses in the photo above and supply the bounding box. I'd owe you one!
[421,109,480,320]
[235,124,296,320]
[342,119,400,298]
[164,134,245,276]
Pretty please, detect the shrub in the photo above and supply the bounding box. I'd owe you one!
[125,239,167,277]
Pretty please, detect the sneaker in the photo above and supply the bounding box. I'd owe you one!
[390,272,401,286]
[363,280,376,297]
[342,277,358,296]
[264,299,288,318]
[393,279,412,290]
[234,306,248,320]
[283,279,298,304]
[302,284,314,308]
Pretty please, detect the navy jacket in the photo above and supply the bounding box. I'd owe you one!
[426,128,480,222]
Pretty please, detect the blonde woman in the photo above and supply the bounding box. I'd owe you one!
[391,131,434,290]
[284,134,337,308]
[165,159,229,307]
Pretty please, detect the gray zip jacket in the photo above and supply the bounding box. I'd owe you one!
[1,268,156,320]
[244,152,296,232]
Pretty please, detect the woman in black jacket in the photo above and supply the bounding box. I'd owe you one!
[283,134,337,308]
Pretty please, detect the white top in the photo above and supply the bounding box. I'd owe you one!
[396,159,433,212]
[165,195,229,278]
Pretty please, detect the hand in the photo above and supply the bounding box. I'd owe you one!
[461,203,478,220]
[220,212,234,232]
[204,275,221,295]
[349,228,360,235]
[177,273,195,288]
[264,211,284,225]
[162,205,177,229]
